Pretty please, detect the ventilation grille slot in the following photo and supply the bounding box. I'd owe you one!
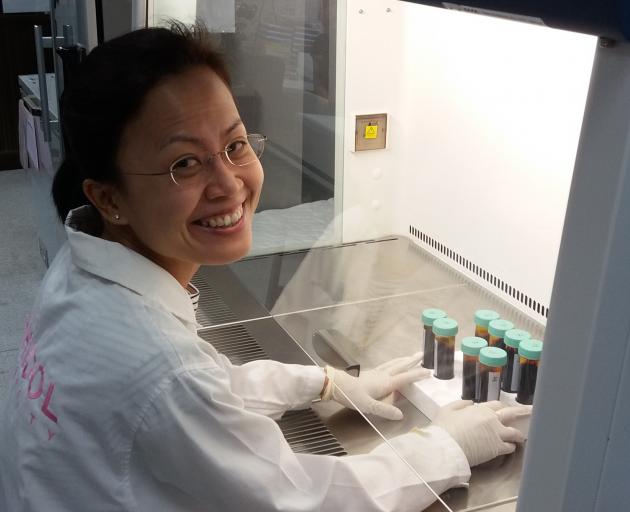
[277,409,347,456]
[199,324,269,365]
[190,275,238,326]
[199,324,347,457]
[409,226,549,319]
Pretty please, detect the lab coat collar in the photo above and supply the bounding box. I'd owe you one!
[65,206,197,329]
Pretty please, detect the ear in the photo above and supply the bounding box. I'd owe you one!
[82,179,127,225]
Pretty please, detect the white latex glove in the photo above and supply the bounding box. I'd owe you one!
[321,352,431,420]
[432,400,532,467]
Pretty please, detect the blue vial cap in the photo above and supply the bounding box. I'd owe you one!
[479,346,507,367]
[421,308,447,326]
[461,336,488,356]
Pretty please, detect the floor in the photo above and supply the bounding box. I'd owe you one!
[0,169,46,404]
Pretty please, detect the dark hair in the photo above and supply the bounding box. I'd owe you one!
[52,22,231,222]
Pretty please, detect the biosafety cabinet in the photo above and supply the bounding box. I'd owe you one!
[21,1,629,510]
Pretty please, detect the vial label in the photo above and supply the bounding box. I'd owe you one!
[423,329,435,369]
[434,339,438,371]
[487,371,501,401]
[510,357,520,392]
[475,362,481,402]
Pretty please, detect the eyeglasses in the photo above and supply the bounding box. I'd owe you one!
[122,133,266,188]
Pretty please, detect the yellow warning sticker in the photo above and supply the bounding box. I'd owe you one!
[364,124,378,139]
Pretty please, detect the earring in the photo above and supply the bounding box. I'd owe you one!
[114,214,120,220]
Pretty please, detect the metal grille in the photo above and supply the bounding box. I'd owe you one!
[198,324,346,457]
[199,324,268,365]
[277,409,347,456]
[190,275,238,326]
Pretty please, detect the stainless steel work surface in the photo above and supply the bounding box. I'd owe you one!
[195,236,545,511]
[274,295,532,511]
[197,317,437,492]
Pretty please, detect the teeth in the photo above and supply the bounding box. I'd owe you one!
[198,205,243,229]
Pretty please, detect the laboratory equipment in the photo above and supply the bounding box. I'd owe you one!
[421,308,447,369]
[517,339,543,405]
[476,347,508,402]
[502,329,531,393]
[432,317,458,380]
[488,319,515,350]
[461,336,488,400]
[473,309,500,342]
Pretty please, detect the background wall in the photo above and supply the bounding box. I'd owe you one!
[102,0,133,41]
[341,0,596,321]
[0,11,52,170]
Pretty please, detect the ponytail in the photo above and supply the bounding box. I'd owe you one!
[51,157,89,223]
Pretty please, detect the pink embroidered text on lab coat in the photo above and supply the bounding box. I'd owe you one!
[27,364,44,399]
[18,321,58,425]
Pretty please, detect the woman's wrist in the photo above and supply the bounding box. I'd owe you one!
[320,368,329,399]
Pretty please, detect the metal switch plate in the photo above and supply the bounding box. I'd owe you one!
[355,113,387,151]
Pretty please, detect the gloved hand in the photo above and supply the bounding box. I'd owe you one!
[321,352,431,420]
[432,400,531,467]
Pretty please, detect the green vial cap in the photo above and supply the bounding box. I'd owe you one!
[479,346,507,367]
[474,309,500,328]
[519,339,543,360]
[488,319,515,338]
[421,308,447,326]
[432,317,458,337]
[461,336,488,356]
[505,329,531,349]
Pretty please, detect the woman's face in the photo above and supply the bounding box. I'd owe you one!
[113,66,263,283]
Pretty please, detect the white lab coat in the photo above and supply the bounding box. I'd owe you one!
[0,206,470,511]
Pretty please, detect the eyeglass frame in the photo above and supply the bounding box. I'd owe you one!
[121,133,267,186]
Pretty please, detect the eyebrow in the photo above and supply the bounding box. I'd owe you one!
[159,118,244,150]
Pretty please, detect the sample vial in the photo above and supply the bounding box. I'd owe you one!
[421,308,447,369]
[473,310,500,342]
[517,339,543,405]
[461,336,488,400]
[476,347,507,402]
[432,317,458,380]
[501,329,531,393]
[488,319,515,350]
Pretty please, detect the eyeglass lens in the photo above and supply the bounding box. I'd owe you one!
[170,134,265,187]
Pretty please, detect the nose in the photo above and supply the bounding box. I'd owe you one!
[203,154,242,199]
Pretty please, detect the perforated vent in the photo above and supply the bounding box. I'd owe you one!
[199,324,269,365]
[277,409,347,456]
[190,275,238,326]
[409,226,549,318]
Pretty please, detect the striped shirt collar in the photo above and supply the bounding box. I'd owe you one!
[65,206,197,330]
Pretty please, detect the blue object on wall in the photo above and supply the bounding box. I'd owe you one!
[402,1,630,41]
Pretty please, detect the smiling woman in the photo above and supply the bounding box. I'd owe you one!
[0,21,528,512]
